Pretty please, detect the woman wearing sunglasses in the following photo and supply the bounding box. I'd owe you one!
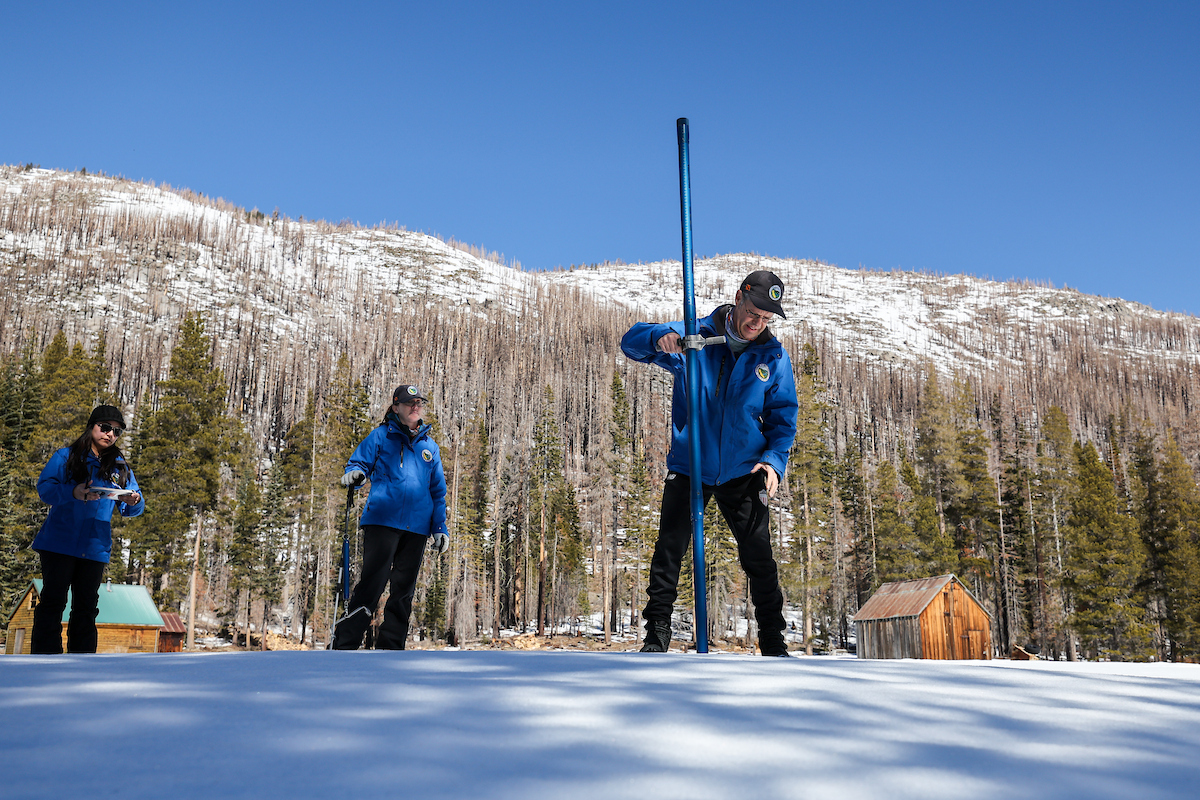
[30,404,145,654]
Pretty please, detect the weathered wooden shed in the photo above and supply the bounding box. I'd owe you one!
[157,612,187,652]
[852,574,992,660]
[4,580,165,654]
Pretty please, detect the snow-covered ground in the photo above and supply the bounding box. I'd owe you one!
[2,651,1197,799]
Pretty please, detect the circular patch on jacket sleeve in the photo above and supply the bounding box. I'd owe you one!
[422,449,433,462]
[756,364,771,382]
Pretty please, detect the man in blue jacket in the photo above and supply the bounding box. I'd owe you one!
[332,385,449,650]
[621,271,798,656]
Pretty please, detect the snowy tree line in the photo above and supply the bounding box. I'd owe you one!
[2,311,1198,661]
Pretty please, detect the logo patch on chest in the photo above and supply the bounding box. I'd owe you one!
[755,364,770,382]
[422,449,433,462]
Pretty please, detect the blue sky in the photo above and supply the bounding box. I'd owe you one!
[3,2,1197,314]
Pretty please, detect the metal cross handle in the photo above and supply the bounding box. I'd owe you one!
[683,334,726,351]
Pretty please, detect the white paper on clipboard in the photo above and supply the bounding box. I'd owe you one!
[89,485,132,498]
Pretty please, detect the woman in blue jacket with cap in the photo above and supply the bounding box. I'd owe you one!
[31,405,145,654]
[332,384,449,650]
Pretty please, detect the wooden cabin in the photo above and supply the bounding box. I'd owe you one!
[852,574,992,660]
[4,580,165,654]
[157,612,187,652]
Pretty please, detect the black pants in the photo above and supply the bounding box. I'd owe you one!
[643,472,785,639]
[32,550,107,654]
[332,525,428,650]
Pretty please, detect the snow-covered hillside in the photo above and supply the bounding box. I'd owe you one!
[544,254,1200,374]
[5,165,1199,382]
[2,650,1197,799]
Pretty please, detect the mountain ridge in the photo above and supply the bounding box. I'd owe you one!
[6,164,1196,379]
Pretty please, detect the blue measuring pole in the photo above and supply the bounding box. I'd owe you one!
[677,117,709,654]
[341,487,354,603]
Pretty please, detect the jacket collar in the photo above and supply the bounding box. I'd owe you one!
[385,415,430,442]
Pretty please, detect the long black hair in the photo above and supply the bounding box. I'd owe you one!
[63,425,130,488]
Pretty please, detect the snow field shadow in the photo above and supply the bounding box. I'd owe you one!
[2,651,1199,799]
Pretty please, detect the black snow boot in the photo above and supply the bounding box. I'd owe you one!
[759,634,791,657]
[640,619,672,653]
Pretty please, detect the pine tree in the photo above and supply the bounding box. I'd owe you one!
[946,378,1007,650]
[449,404,488,645]
[915,367,966,545]
[495,450,529,630]
[1134,432,1200,660]
[787,342,830,655]
[838,450,872,609]
[0,347,44,615]
[124,313,233,609]
[899,458,955,576]
[423,557,448,640]
[322,356,372,477]
[623,436,655,630]
[280,391,318,494]
[872,460,922,586]
[1037,404,1078,659]
[307,356,373,642]
[228,463,263,647]
[253,463,290,649]
[530,386,563,634]
[24,336,98,470]
[279,392,321,642]
[603,372,633,640]
[550,480,586,632]
[0,345,42,461]
[1155,438,1200,659]
[1064,442,1153,660]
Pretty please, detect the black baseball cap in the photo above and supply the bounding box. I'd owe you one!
[392,385,428,405]
[87,405,126,430]
[739,270,787,319]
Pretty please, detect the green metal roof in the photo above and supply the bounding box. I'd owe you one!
[32,579,165,627]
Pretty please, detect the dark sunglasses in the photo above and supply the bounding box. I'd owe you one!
[96,422,124,437]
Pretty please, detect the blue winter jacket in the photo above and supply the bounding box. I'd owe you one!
[345,418,448,537]
[32,447,145,563]
[621,304,799,486]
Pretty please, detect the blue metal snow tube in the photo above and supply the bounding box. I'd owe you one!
[677,117,709,653]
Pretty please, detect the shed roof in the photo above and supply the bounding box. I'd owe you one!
[29,579,165,627]
[853,574,988,622]
[159,612,187,634]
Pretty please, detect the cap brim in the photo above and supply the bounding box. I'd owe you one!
[748,293,786,319]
